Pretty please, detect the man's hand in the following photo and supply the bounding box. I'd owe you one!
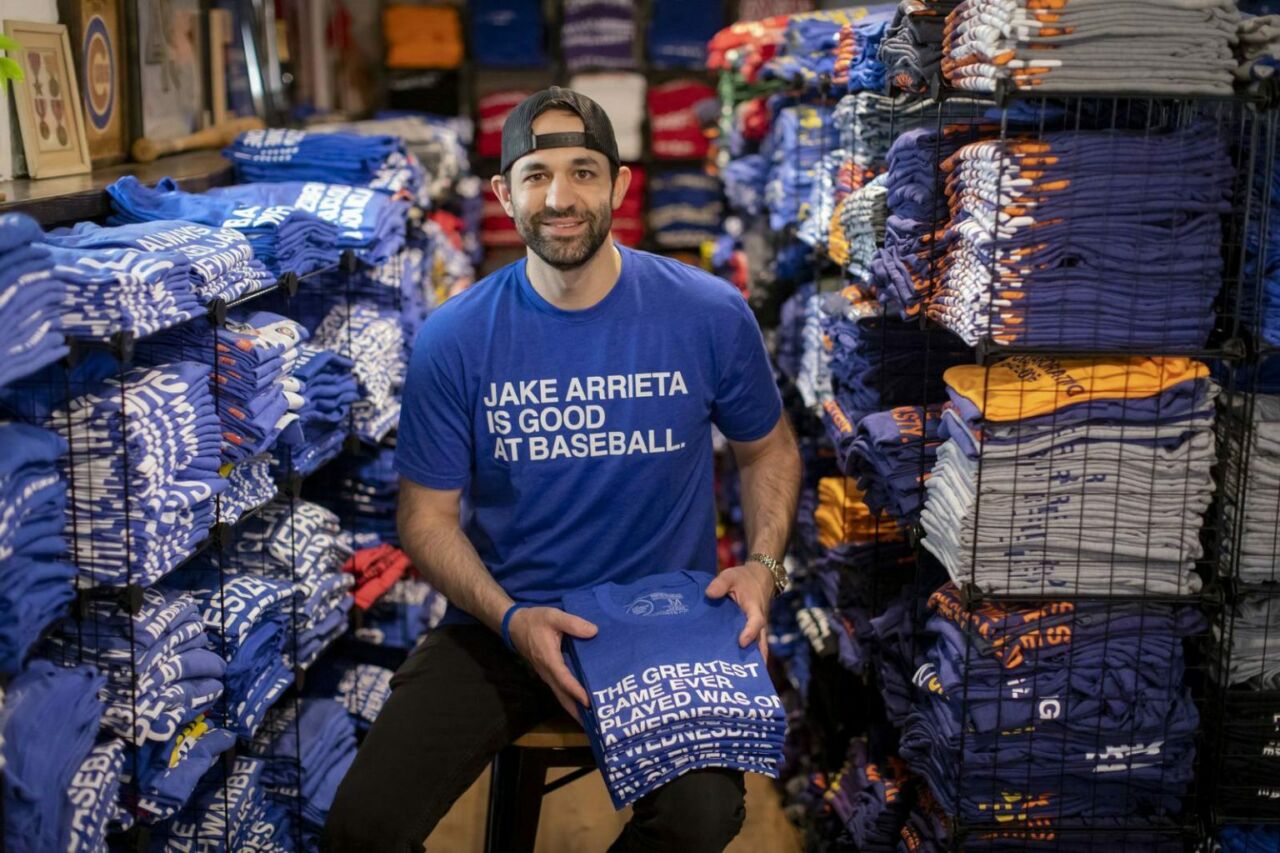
[507,606,598,721]
[705,562,774,661]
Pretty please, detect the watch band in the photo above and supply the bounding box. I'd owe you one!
[748,552,788,596]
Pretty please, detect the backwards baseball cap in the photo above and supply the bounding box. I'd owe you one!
[500,86,621,175]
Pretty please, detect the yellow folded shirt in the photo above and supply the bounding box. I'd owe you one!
[815,477,900,550]
[944,356,1209,423]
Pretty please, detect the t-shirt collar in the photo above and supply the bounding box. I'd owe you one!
[517,244,631,323]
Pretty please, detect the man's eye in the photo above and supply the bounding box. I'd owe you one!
[525,173,546,183]
[576,170,596,180]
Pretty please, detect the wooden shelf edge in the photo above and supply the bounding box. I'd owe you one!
[0,149,235,227]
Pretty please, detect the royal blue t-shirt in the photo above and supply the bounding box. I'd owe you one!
[395,246,781,623]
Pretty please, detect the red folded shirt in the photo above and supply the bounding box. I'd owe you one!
[477,90,533,159]
[344,544,413,610]
[648,81,716,161]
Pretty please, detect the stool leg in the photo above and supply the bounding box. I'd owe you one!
[483,746,547,853]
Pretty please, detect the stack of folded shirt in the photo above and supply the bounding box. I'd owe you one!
[765,104,839,231]
[867,589,924,726]
[792,285,833,411]
[166,570,295,739]
[122,714,236,827]
[647,80,716,160]
[44,219,276,305]
[233,499,354,669]
[66,737,126,851]
[931,123,1232,350]
[721,154,770,217]
[470,0,545,67]
[159,755,277,852]
[879,0,960,94]
[836,172,888,282]
[352,575,446,650]
[313,303,404,444]
[822,739,912,849]
[1246,147,1280,346]
[849,404,946,526]
[54,361,228,587]
[0,422,75,673]
[561,570,786,809]
[816,287,970,424]
[705,16,790,83]
[383,3,464,68]
[649,170,723,249]
[568,72,646,161]
[106,176,340,277]
[477,90,533,159]
[308,661,395,732]
[797,150,850,253]
[648,0,721,67]
[757,11,852,93]
[901,583,1203,842]
[277,344,359,476]
[1,661,105,851]
[921,356,1217,596]
[562,0,636,72]
[1219,826,1280,852]
[1224,394,1280,583]
[943,0,1240,96]
[871,122,994,319]
[220,454,278,526]
[0,213,68,387]
[205,182,409,267]
[137,311,307,464]
[481,183,523,248]
[318,447,400,549]
[223,129,424,201]
[611,164,645,248]
[834,8,892,93]
[1219,595,1280,689]
[42,243,203,342]
[1237,14,1280,82]
[1214,688,1280,819]
[44,587,226,746]
[344,543,412,610]
[248,699,358,846]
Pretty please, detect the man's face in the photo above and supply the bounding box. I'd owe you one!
[495,110,629,270]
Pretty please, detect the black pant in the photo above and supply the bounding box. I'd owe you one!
[322,625,747,852]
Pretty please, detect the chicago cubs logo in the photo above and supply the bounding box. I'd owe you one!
[625,592,688,617]
[82,16,115,131]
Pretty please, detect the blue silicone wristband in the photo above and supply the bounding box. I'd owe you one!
[501,602,536,651]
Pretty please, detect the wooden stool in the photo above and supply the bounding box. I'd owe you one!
[483,714,597,853]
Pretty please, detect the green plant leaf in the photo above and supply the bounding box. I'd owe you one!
[0,57,23,84]
[0,35,20,53]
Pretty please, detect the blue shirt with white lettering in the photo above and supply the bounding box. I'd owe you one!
[395,246,781,622]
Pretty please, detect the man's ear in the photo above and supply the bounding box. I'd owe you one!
[492,173,515,218]
[611,165,633,211]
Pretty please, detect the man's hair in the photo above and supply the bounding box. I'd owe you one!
[501,94,620,185]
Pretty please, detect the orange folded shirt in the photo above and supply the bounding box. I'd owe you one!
[384,5,464,69]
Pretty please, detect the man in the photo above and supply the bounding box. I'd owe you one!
[323,87,802,852]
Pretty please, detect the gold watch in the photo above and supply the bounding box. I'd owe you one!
[748,552,788,596]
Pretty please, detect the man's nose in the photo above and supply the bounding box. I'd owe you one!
[544,173,580,212]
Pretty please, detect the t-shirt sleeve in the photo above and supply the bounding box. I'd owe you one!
[711,296,783,442]
[394,319,473,490]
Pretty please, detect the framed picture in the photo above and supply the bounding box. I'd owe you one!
[131,0,207,142]
[4,20,92,178]
[58,0,129,166]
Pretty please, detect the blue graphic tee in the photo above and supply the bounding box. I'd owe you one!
[395,246,781,622]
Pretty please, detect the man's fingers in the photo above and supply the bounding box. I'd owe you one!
[705,573,732,599]
[550,685,582,724]
[739,606,766,649]
[548,659,590,707]
[553,611,599,639]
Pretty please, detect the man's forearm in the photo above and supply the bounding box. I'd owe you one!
[398,515,513,633]
[737,422,802,561]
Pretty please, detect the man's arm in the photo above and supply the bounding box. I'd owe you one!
[397,478,597,718]
[704,415,802,653]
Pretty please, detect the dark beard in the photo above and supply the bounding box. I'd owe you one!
[515,202,613,270]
